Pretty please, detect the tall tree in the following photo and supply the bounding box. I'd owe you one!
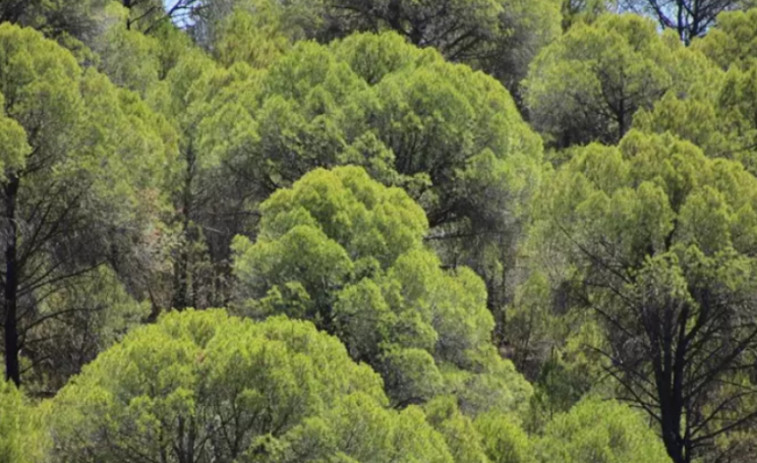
[529,130,757,462]
[0,24,175,385]
[631,11,757,174]
[692,7,757,68]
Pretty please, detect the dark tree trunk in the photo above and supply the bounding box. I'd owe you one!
[172,144,194,311]
[123,0,133,29]
[4,174,20,385]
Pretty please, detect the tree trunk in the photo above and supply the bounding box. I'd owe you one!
[4,174,20,385]
[172,144,194,311]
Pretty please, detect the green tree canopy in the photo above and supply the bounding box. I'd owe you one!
[0,23,177,385]
[197,32,543,330]
[627,9,757,176]
[474,410,534,463]
[189,0,562,96]
[526,130,757,462]
[50,309,454,463]
[693,8,757,69]
[535,398,669,463]
[524,13,711,148]
[232,166,532,414]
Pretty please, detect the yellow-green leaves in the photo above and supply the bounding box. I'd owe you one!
[50,310,454,462]
[535,399,669,463]
[693,8,757,70]
[233,166,532,413]
[540,131,757,262]
[525,14,709,147]
[0,381,48,463]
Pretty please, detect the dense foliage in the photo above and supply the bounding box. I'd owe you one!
[3,1,757,462]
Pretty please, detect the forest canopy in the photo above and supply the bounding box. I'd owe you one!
[2,1,757,462]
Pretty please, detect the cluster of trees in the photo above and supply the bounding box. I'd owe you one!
[3,0,757,462]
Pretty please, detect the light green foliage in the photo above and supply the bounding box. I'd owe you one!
[632,63,757,174]
[212,7,292,68]
[233,166,532,413]
[424,395,491,463]
[534,129,757,293]
[630,9,757,174]
[693,8,757,69]
[524,13,709,147]
[561,0,618,30]
[50,309,454,463]
[629,14,757,174]
[475,412,534,463]
[0,381,48,462]
[0,93,29,177]
[0,22,175,224]
[535,399,669,463]
[93,23,162,97]
[198,31,543,324]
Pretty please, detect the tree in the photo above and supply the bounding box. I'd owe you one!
[692,8,757,69]
[210,6,291,68]
[232,166,532,413]
[188,0,562,97]
[631,13,757,174]
[529,130,757,462]
[560,0,619,30]
[524,13,709,148]
[474,410,534,463]
[619,0,754,44]
[50,309,455,462]
[92,27,259,313]
[0,24,176,385]
[165,53,267,311]
[535,398,669,462]
[198,32,543,333]
[0,0,126,56]
[423,395,492,462]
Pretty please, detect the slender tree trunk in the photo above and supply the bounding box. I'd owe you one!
[4,174,20,385]
[122,0,134,29]
[172,144,194,311]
